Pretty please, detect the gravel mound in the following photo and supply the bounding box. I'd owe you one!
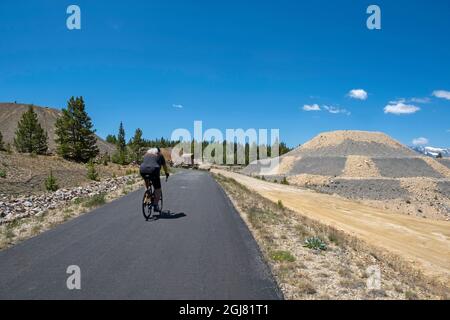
[290,141,417,158]
[240,131,449,220]
[310,179,410,201]
[299,130,409,151]
[437,181,450,198]
[438,159,450,169]
[290,157,346,176]
[372,158,443,178]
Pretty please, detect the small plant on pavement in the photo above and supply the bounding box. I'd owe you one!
[303,237,327,251]
[0,169,6,178]
[45,170,59,192]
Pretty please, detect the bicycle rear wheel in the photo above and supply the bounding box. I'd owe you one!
[142,190,153,220]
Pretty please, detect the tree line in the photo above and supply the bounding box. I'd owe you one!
[0,97,292,166]
[105,125,291,166]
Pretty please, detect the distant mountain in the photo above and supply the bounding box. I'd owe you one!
[410,146,450,158]
[0,102,116,155]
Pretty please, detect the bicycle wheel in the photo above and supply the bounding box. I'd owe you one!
[142,190,153,220]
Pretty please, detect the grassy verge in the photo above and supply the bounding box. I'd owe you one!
[214,173,444,300]
[0,176,143,250]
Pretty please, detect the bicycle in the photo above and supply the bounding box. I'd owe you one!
[142,176,167,221]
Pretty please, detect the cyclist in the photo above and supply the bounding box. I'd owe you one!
[140,148,169,212]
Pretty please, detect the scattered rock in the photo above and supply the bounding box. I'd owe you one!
[0,175,138,224]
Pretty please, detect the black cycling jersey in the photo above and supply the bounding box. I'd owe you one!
[140,154,166,174]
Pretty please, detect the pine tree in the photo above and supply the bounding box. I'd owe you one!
[117,122,126,152]
[45,170,59,192]
[86,160,99,181]
[0,131,5,151]
[112,122,128,165]
[14,105,48,154]
[106,134,117,144]
[130,128,144,163]
[55,97,99,162]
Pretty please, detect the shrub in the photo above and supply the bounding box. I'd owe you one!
[303,237,327,251]
[102,154,109,166]
[277,200,284,209]
[0,131,5,151]
[5,143,13,154]
[281,177,289,185]
[86,160,99,181]
[0,169,6,178]
[45,170,59,192]
[270,250,296,262]
[83,193,106,208]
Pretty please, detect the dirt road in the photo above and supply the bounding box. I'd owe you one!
[213,170,450,287]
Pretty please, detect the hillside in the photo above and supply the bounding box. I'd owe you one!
[242,130,450,220]
[0,152,135,196]
[0,103,116,155]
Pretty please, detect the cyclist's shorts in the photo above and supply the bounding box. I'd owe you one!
[140,169,161,189]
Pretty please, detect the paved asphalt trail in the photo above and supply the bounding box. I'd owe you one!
[0,171,282,299]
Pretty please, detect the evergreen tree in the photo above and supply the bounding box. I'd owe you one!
[117,122,126,152]
[55,97,99,162]
[112,122,128,165]
[0,131,5,151]
[130,128,144,163]
[14,105,48,154]
[45,170,59,192]
[86,159,99,181]
[105,134,117,144]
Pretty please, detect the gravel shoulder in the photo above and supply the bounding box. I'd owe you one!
[213,169,450,296]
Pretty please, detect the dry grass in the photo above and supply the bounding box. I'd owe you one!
[0,152,139,196]
[214,173,445,300]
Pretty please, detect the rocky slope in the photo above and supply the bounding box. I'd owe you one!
[0,175,137,224]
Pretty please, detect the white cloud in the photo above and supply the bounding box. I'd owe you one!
[389,98,406,104]
[410,97,430,104]
[303,103,350,115]
[432,90,450,100]
[348,89,368,100]
[323,105,351,115]
[303,104,321,111]
[172,104,184,109]
[384,102,420,115]
[412,137,429,146]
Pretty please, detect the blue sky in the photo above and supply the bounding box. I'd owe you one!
[0,0,449,147]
